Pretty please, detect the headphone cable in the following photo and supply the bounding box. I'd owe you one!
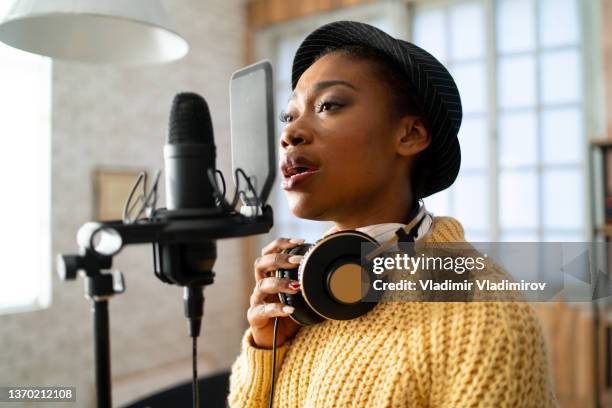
[268,316,279,408]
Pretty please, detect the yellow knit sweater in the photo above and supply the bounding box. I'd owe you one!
[228,216,558,407]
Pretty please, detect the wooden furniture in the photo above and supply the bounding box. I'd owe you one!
[244,0,375,63]
[530,139,612,408]
[587,139,612,407]
[534,303,611,407]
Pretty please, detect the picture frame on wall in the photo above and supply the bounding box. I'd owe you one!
[93,168,145,221]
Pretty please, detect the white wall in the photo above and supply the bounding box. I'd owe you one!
[0,0,249,406]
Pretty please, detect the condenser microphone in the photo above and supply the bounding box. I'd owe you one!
[159,93,219,339]
[164,92,217,212]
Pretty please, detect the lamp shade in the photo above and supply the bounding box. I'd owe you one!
[0,0,189,65]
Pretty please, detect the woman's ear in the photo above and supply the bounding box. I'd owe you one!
[395,116,431,158]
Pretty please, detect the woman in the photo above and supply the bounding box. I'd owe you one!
[228,21,557,407]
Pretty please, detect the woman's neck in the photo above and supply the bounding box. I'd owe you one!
[329,194,418,233]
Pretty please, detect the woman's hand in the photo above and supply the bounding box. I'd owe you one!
[247,237,304,349]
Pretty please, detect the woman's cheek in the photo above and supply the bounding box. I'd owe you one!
[326,157,353,181]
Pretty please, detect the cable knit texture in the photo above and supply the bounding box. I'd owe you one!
[228,216,558,407]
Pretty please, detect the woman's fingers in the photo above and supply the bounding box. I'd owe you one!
[250,277,300,306]
[261,237,305,256]
[253,252,303,281]
[247,301,295,329]
[246,238,306,348]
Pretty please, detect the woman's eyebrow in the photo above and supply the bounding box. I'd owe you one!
[288,80,357,102]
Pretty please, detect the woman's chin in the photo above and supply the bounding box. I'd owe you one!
[286,197,327,221]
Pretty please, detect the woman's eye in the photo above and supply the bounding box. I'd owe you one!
[316,101,341,113]
[279,101,342,123]
[279,111,293,123]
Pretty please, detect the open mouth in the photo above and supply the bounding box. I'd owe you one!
[285,166,317,178]
[282,167,319,190]
[280,154,320,190]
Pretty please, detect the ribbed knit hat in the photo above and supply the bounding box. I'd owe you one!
[291,21,462,198]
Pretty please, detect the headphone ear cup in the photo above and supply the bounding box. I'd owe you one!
[276,243,325,326]
[298,231,382,321]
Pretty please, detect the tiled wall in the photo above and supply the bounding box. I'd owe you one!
[0,0,249,406]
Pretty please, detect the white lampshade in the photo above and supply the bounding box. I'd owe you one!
[0,0,189,65]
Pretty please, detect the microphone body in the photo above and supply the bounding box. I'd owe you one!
[164,143,216,211]
[163,91,217,213]
[157,91,221,407]
[156,93,220,337]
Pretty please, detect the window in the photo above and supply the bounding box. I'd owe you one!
[413,0,587,242]
[256,0,593,244]
[413,1,490,241]
[0,3,52,313]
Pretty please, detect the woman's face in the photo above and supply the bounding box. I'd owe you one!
[279,52,415,223]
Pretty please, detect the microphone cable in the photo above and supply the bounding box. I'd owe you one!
[184,286,204,408]
[268,316,280,408]
[192,336,200,408]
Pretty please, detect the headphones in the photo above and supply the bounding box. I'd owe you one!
[275,201,431,326]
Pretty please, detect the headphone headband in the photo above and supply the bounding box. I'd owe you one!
[364,201,431,262]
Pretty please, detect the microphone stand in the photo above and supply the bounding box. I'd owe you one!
[92,300,111,408]
[57,170,273,408]
[57,248,125,407]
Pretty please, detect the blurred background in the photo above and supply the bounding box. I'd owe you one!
[0,0,610,407]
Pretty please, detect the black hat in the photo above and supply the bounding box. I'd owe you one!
[291,21,462,198]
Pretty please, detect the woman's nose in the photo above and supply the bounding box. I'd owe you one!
[280,127,309,149]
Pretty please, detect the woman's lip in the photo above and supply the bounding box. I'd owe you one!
[282,169,320,190]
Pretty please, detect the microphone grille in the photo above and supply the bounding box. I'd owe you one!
[168,92,214,144]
